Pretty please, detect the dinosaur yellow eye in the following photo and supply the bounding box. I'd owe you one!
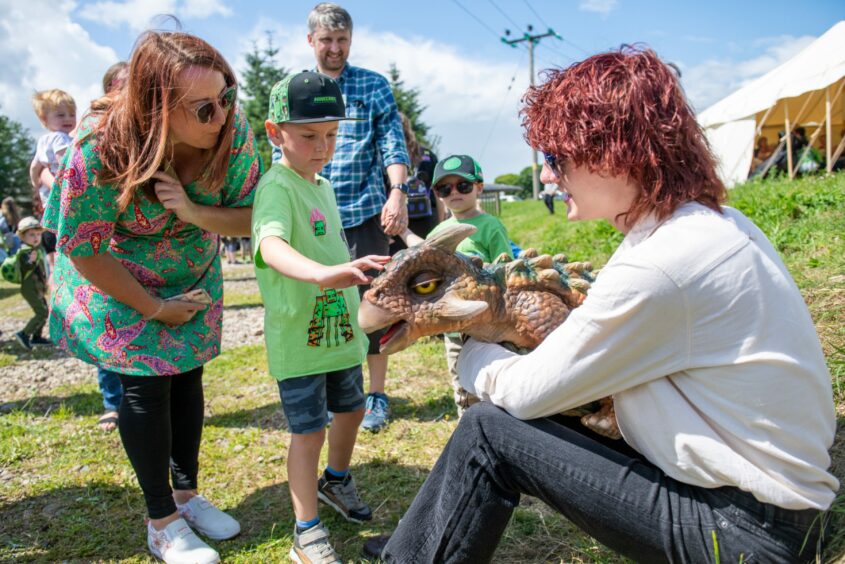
[409,272,442,295]
[413,280,439,295]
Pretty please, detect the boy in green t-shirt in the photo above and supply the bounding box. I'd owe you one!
[399,154,513,415]
[252,71,389,563]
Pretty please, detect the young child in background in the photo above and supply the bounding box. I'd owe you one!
[252,71,389,564]
[29,89,76,273]
[399,154,513,414]
[12,217,51,350]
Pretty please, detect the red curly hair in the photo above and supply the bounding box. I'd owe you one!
[521,46,726,227]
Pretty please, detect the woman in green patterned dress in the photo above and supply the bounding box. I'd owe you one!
[44,31,262,564]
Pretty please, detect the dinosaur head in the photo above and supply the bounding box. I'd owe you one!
[359,223,492,354]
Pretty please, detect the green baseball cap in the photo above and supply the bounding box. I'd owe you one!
[432,154,484,186]
[268,70,361,124]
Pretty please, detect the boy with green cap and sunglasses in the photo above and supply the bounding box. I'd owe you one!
[252,70,390,563]
[399,154,513,414]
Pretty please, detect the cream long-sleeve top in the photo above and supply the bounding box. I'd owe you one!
[458,202,838,510]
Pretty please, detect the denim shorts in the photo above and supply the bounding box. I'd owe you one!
[277,365,365,434]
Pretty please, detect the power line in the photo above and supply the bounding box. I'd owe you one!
[522,0,552,30]
[488,0,521,31]
[451,0,502,40]
[480,51,527,161]
[538,41,575,63]
[502,26,558,199]
[562,37,590,56]
[523,0,591,56]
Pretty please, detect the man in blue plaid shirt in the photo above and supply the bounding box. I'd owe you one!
[303,3,411,434]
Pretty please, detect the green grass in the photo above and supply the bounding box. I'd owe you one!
[1,172,845,562]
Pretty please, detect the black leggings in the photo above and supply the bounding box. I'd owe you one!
[117,367,204,519]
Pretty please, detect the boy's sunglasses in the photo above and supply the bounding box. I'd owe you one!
[434,180,474,198]
[189,85,237,124]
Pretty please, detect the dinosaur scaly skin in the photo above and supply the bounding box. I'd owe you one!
[359,223,591,353]
[358,223,620,438]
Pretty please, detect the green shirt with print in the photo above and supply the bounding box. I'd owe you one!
[252,163,367,380]
[427,213,513,263]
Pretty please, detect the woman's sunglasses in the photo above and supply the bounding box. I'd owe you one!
[543,152,559,176]
[190,85,237,124]
[434,180,475,198]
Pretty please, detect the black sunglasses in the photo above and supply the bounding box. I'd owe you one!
[543,151,559,175]
[434,180,475,198]
[190,85,237,124]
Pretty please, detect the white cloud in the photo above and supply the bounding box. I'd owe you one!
[78,0,230,32]
[682,34,816,112]
[78,0,175,31]
[578,0,618,15]
[181,0,230,19]
[0,0,118,137]
[231,19,534,179]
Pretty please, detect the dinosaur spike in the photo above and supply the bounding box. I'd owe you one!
[469,255,484,268]
[564,261,592,274]
[508,258,526,271]
[553,253,568,263]
[492,252,511,265]
[538,268,560,282]
[529,255,553,269]
[569,278,591,292]
[424,223,478,254]
[520,248,539,259]
[437,293,489,320]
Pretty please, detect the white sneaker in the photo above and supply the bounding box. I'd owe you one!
[176,495,241,540]
[147,518,220,564]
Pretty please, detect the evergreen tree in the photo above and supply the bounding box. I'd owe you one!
[0,111,35,211]
[387,63,436,149]
[241,34,288,167]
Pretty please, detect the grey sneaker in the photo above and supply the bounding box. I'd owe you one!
[317,474,372,523]
[361,393,389,432]
[290,523,341,564]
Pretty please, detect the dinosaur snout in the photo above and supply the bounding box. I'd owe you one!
[357,300,394,333]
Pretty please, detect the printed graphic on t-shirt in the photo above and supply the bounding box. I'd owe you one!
[310,208,327,236]
[307,288,354,347]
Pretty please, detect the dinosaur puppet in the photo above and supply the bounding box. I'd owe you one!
[357,223,619,439]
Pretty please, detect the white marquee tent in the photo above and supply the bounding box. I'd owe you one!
[698,20,845,186]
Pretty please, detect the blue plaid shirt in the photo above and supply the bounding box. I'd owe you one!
[272,64,409,229]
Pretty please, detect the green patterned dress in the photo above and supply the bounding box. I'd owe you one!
[43,110,262,376]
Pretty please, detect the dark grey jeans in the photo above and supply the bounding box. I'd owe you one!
[382,402,827,563]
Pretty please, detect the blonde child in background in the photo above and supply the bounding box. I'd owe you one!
[252,71,389,564]
[399,154,513,414]
[11,218,50,350]
[29,89,76,273]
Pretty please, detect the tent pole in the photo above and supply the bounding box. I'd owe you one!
[785,101,794,179]
[826,86,833,173]
[830,136,845,169]
[756,103,776,137]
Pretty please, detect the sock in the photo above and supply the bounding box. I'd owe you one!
[295,516,320,534]
[324,465,348,482]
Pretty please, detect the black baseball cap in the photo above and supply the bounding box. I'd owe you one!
[432,154,484,185]
[268,70,362,124]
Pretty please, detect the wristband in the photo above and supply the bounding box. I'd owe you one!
[143,299,165,321]
[389,182,410,194]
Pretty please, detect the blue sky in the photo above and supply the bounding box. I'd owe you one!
[1,0,842,179]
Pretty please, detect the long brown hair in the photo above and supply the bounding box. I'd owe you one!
[88,31,237,211]
[521,46,726,227]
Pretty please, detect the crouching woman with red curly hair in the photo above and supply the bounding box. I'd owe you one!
[372,47,838,563]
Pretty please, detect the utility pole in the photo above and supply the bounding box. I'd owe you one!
[502,25,559,200]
